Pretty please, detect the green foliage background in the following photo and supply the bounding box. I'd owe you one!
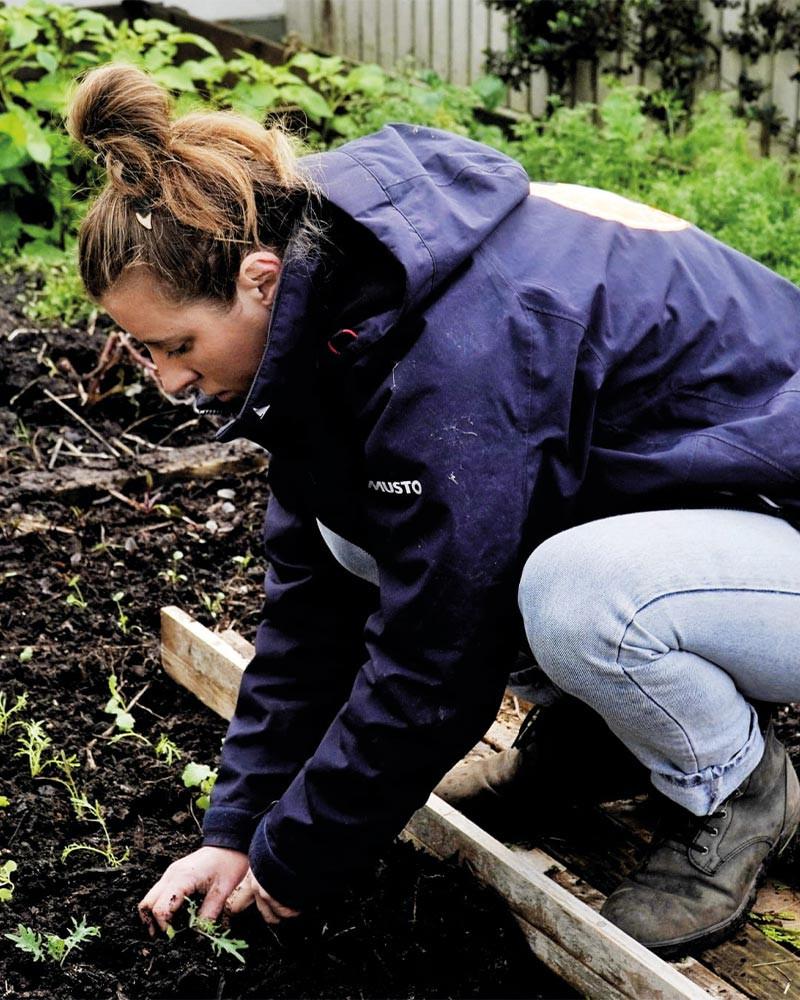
[3,0,800,324]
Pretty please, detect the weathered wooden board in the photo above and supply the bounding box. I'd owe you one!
[160,609,794,999]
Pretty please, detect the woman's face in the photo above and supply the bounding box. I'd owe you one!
[101,252,282,402]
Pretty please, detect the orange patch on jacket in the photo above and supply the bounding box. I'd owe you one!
[529,182,690,231]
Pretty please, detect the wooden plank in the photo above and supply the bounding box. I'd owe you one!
[407,796,711,1000]
[160,606,247,720]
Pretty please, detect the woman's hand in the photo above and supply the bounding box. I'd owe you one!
[138,845,250,935]
[225,867,301,925]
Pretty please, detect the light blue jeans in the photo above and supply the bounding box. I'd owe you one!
[518,509,800,817]
[320,509,800,819]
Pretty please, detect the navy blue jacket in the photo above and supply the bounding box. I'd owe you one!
[201,125,800,908]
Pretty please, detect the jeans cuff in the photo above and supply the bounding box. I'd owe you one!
[650,706,764,816]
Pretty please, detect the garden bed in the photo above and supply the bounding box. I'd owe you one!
[0,282,572,998]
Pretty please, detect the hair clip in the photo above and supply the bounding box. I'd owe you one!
[135,210,153,230]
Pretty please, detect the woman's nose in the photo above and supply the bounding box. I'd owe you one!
[155,358,199,395]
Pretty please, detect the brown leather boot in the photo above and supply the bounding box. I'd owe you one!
[434,697,650,834]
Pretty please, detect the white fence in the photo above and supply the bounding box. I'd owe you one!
[285,0,800,130]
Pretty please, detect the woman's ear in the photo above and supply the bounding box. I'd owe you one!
[237,250,282,308]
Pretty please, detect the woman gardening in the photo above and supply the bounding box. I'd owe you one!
[67,63,800,957]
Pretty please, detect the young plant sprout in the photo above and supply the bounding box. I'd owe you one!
[199,591,225,619]
[184,898,248,964]
[159,550,187,586]
[64,574,88,611]
[0,691,28,735]
[48,750,87,820]
[14,720,53,777]
[61,795,130,868]
[18,647,33,663]
[103,672,136,733]
[111,591,130,635]
[5,916,101,966]
[0,860,17,902]
[182,761,217,811]
[154,734,182,765]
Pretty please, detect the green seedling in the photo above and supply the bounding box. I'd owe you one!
[199,591,225,619]
[0,796,9,807]
[0,860,17,902]
[182,761,217,811]
[14,719,53,777]
[160,550,188,586]
[103,672,136,733]
[61,794,130,868]
[111,591,130,635]
[154,734,182,766]
[0,691,28,735]
[5,916,100,966]
[749,910,800,951]
[64,574,88,611]
[232,550,254,572]
[185,898,248,964]
[48,750,87,820]
[19,646,33,663]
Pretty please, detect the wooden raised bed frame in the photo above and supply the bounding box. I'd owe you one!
[161,606,800,999]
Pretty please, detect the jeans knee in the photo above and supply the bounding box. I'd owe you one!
[518,533,588,682]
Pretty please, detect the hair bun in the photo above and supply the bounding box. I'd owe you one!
[67,63,171,198]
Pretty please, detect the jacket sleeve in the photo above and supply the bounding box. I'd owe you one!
[201,453,378,853]
[244,382,529,910]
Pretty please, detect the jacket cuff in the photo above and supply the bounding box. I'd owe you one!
[201,805,260,854]
[248,819,310,911]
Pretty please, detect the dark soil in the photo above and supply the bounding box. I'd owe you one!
[1,279,574,1000]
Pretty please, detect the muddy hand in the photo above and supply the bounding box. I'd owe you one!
[138,845,250,936]
[225,868,301,926]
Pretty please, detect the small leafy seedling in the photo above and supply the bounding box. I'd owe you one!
[154,734,182,766]
[182,761,217,811]
[185,898,248,964]
[5,916,100,965]
[0,691,28,735]
[199,591,225,619]
[103,672,136,733]
[160,550,188,586]
[61,794,130,868]
[48,749,87,820]
[14,720,53,777]
[111,591,130,635]
[64,575,87,611]
[0,860,17,902]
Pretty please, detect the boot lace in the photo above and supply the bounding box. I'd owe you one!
[656,799,735,855]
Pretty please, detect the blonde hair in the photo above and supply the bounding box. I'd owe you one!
[67,63,320,304]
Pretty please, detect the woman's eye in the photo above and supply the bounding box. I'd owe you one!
[167,343,189,358]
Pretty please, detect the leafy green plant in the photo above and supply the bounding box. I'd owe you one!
[103,672,136,733]
[111,590,130,635]
[160,550,188,586]
[64,574,87,611]
[0,860,17,902]
[182,897,248,964]
[154,733,182,766]
[749,909,800,950]
[61,794,130,868]
[14,719,53,777]
[5,915,100,965]
[0,690,28,735]
[199,591,226,620]
[47,749,87,820]
[182,760,217,811]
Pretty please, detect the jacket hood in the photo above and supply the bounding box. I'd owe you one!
[306,124,530,317]
[209,125,530,440]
